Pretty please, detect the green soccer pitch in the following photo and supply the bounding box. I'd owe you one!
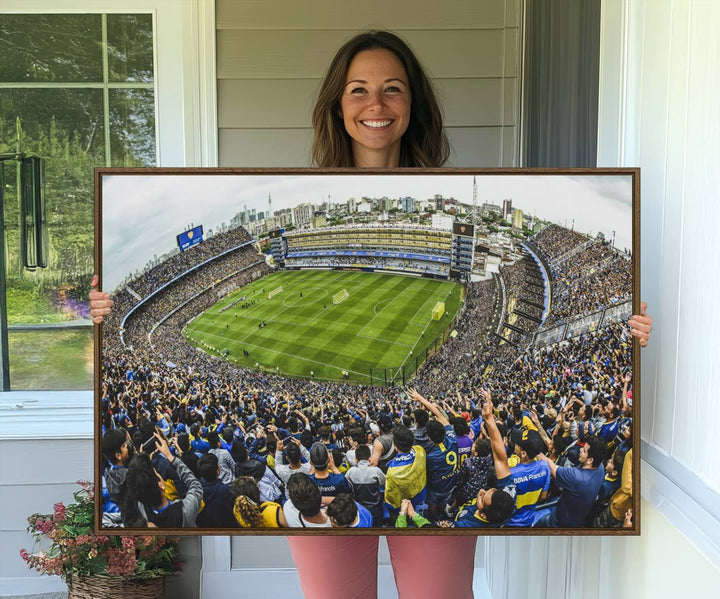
[183,270,463,384]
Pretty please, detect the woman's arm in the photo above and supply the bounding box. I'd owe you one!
[89,275,113,324]
[628,301,652,347]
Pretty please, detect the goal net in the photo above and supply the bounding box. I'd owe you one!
[333,288,350,304]
[268,286,284,299]
[431,301,445,320]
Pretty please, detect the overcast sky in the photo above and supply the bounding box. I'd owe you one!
[101,172,633,291]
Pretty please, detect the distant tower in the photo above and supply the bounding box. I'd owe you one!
[472,176,478,226]
[503,198,512,221]
[268,194,272,216]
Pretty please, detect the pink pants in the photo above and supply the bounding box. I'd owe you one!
[287,535,477,599]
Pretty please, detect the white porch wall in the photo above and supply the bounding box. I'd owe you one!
[486,0,720,597]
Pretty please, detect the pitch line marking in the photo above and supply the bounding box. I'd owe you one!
[222,272,336,334]
[356,279,433,345]
[356,280,416,338]
[391,283,458,383]
[193,330,372,380]
[299,272,376,325]
[354,333,414,349]
[406,284,450,327]
[193,271,383,345]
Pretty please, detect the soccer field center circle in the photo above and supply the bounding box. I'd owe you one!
[182,269,462,384]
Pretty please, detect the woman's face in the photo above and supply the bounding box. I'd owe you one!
[340,48,411,167]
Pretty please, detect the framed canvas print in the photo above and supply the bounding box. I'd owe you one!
[95,168,640,536]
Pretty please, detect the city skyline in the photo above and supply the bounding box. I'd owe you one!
[101,172,633,291]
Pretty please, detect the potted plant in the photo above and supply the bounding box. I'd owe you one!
[20,480,182,599]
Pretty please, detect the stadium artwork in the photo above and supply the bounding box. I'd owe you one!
[95,168,640,537]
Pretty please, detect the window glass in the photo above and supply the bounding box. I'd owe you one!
[0,14,103,82]
[0,13,156,390]
[107,14,154,83]
[9,330,94,390]
[109,88,156,167]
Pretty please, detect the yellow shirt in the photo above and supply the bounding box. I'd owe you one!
[610,449,633,521]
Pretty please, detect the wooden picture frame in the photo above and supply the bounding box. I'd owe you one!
[94,167,640,536]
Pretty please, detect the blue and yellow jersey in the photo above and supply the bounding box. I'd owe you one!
[425,425,459,496]
[455,497,513,528]
[521,412,538,431]
[454,475,517,528]
[598,419,620,445]
[384,445,427,510]
[505,459,551,527]
[454,498,492,528]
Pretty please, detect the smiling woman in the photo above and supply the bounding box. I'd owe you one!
[311,30,448,168]
[340,48,412,167]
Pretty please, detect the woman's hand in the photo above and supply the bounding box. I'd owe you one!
[89,274,113,324]
[628,301,652,348]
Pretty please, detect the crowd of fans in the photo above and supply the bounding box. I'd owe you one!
[121,252,268,348]
[100,222,634,530]
[119,227,253,297]
[530,224,632,327]
[532,224,589,264]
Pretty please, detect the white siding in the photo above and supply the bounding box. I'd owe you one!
[598,0,720,491]
[216,0,522,168]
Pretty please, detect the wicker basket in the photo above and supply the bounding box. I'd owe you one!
[67,575,165,599]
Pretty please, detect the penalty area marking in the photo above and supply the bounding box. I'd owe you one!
[407,284,456,327]
[393,283,457,380]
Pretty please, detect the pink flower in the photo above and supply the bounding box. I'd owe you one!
[53,502,66,522]
[43,556,64,576]
[34,518,53,535]
[121,536,135,550]
[75,480,95,501]
[106,547,137,576]
[19,549,29,562]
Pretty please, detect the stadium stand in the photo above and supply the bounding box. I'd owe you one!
[283,225,452,279]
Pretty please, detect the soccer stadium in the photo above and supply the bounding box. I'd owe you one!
[100,188,635,532]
